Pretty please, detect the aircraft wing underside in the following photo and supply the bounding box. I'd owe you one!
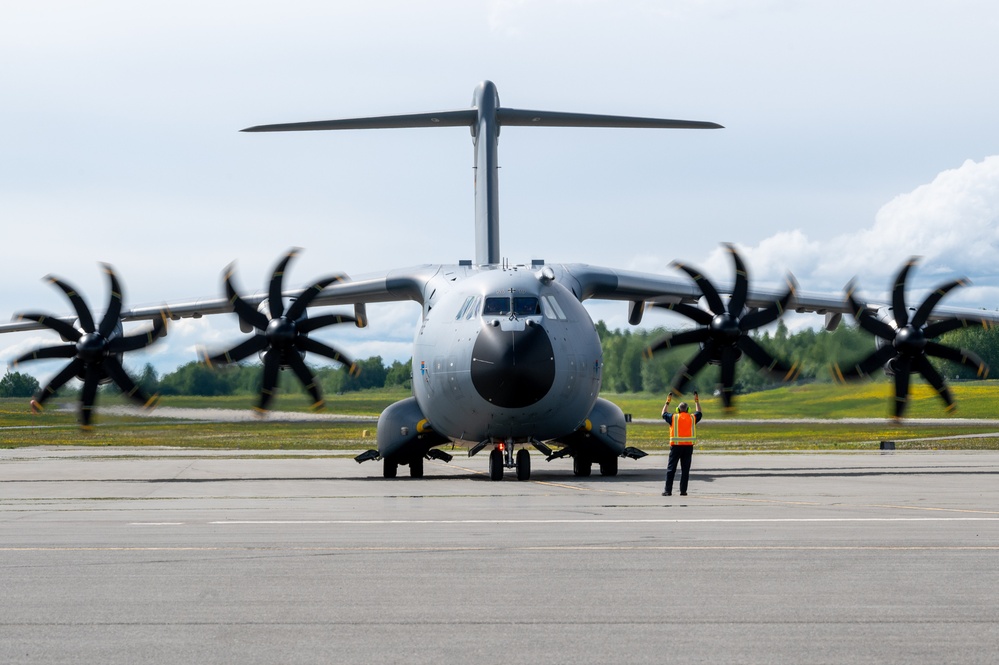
[560,263,999,327]
[0,265,441,334]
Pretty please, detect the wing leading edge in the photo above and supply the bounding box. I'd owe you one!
[0,265,440,334]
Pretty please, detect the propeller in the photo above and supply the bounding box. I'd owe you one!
[11,265,167,429]
[645,244,800,409]
[202,248,360,412]
[833,258,990,418]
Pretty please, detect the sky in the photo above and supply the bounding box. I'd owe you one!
[2,0,998,383]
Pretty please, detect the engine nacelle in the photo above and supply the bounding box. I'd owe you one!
[554,397,627,460]
[376,396,449,463]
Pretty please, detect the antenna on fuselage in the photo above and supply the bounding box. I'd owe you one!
[242,81,723,266]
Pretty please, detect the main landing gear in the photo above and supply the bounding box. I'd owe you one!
[381,449,453,479]
[383,456,424,478]
[488,443,531,481]
[382,456,424,479]
[572,455,618,477]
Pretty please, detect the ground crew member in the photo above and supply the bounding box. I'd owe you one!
[662,391,702,496]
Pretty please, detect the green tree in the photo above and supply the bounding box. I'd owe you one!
[159,361,235,396]
[0,371,40,398]
[354,356,388,390]
[601,332,627,392]
[385,359,412,388]
[594,320,611,342]
[137,363,159,394]
[316,364,359,395]
[937,325,999,379]
[620,341,644,392]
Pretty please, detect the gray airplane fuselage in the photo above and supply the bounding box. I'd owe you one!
[411,264,602,444]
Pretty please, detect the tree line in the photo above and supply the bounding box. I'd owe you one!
[2,321,997,399]
[136,356,412,397]
[598,319,999,395]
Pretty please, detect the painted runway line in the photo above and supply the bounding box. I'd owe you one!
[196,517,999,525]
[5,545,999,553]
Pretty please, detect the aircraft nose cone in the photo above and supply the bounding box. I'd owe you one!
[471,323,555,408]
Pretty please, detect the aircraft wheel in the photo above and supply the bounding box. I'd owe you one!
[516,448,531,481]
[410,456,424,478]
[489,448,504,481]
[573,456,592,477]
[599,456,618,477]
[384,460,398,478]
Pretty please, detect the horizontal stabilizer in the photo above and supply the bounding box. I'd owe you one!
[237,80,722,268]
[243,107,722,134]
[497,108,723,130]
[242,109,477,133]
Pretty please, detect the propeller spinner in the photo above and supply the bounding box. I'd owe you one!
[12,265,167,429]
[645,244,800,409]
[834,258,990,418]
[202,249,360,412]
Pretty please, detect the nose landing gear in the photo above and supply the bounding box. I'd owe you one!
[489,447,504,480]
[487,440,532,481]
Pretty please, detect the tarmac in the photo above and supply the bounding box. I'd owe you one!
[2,447,999,664]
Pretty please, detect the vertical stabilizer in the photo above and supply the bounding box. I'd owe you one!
[471,81,501,265]
[242,82,722,266]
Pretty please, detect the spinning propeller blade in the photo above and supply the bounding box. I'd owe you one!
[646,244,799,410]
[12,266,167,428]
[833,258,990,418]
[204,249,358,412]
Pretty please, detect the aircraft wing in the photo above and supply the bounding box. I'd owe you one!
[560,263,999,329]
[560,263,847,324]
[0,265,440,334]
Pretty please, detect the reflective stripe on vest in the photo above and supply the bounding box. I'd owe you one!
[670,410,696,445]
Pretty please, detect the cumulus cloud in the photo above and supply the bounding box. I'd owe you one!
[725,156,999,307]
[846,156,999,279]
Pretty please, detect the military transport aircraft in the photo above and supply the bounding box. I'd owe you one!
[3,81,996,481]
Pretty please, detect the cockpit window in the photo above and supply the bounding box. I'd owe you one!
[482,295,542,317]
[541,295,567,320]
[456,295,481,320]
[483,297,510,315]
[513,296,540,316]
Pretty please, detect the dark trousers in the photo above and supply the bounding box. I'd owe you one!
[664,445,693,494]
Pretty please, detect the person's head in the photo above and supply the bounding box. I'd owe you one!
[678,402,688,413]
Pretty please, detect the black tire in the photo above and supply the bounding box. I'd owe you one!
[384,460,398,478]
[516,448,531,481]
[573,456,592,477]
[489,448,504,481]
[410,456,424,478]
[599,456,619,477]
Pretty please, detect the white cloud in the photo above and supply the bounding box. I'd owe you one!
[727,156,999,305]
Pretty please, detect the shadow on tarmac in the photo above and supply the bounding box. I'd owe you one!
[7,464,998,485]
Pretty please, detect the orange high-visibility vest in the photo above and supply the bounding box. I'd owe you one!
[670,410,697,446]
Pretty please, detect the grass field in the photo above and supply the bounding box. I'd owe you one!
[1,381,997,452]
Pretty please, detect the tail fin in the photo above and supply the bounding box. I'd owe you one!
[242,81,722,265]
